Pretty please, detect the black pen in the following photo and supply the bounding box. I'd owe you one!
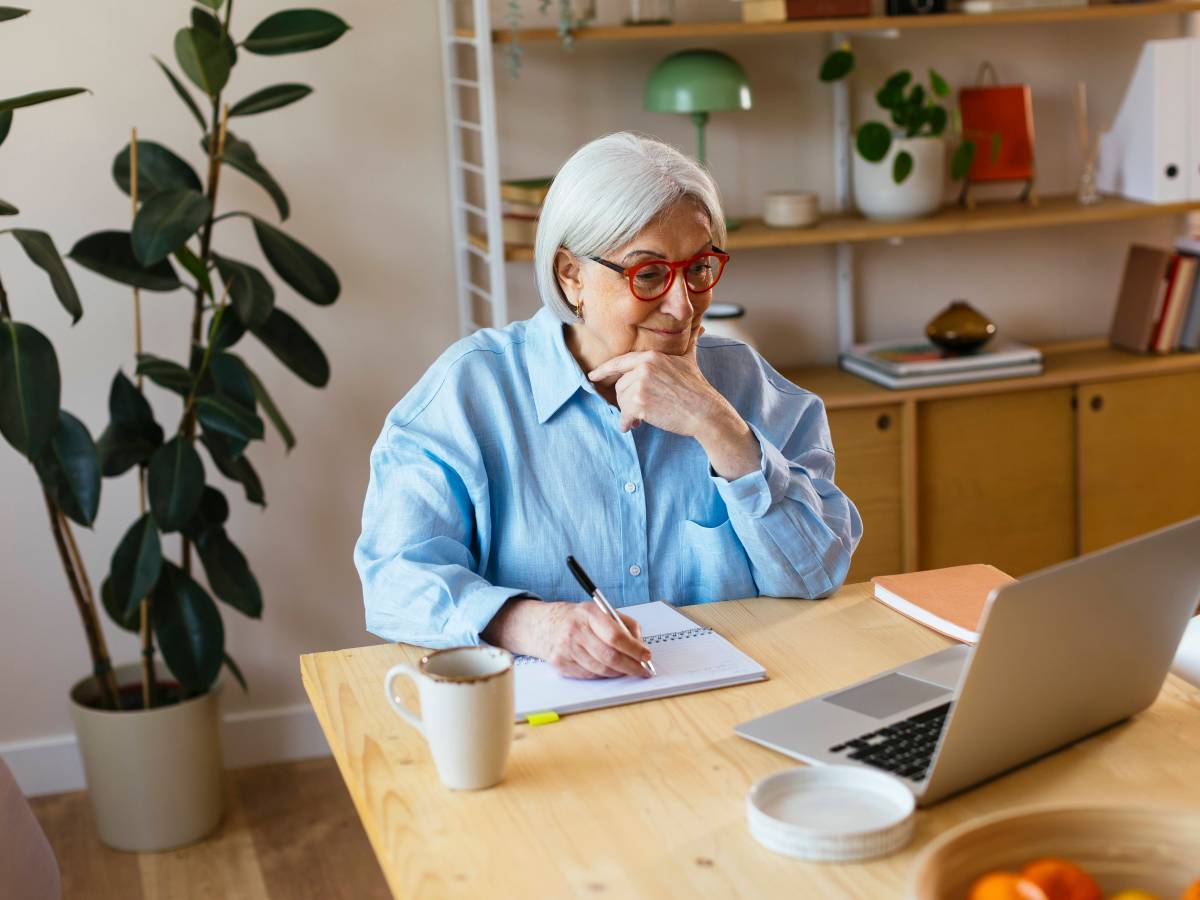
[566,555,656,677]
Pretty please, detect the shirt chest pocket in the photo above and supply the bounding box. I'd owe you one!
[675,518,757,603]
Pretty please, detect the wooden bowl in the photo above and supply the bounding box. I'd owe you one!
[911,805,1200,900]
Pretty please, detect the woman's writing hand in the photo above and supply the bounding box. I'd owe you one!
[482,599,652,679]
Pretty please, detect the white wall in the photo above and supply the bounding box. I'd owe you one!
[0,0,1187,792]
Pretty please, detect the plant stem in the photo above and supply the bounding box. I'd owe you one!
[0,270,11,319]
[43,491,121,710]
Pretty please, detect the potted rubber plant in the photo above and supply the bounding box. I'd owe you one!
[820,45,992,221]
[1,1,348,853]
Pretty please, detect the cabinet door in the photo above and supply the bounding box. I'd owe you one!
[1077,371,1200,553]
[918,388,1076,576]
[827,404,903,582]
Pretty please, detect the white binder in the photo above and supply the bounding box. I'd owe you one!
[1189,39,1200,200]
[1096,38,1191,204]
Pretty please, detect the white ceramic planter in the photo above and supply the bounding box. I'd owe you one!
[852,135,947,221]
[70,663,223,852]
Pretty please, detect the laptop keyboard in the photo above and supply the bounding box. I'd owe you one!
[827,702,952,781]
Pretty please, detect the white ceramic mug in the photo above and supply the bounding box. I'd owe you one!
[384,646,514,790]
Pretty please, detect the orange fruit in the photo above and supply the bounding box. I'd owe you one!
[968,871,1051,900]
[1181,878,1200,900]
[1019,858,1102,900]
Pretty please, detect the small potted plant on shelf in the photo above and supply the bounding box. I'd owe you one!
[502,0,596,76]
[0,1,347,853]
[820,45,993,221]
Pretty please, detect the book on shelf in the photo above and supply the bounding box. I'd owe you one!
[1109,244,1174,353]
[740,0,870,21]
[1173,237,1200,351]
[502,213,538,246]
[503,200,542,218]
[872,564,1015,645]
[1153,254,1197,352]
[843,338,1042,377]
[953,0,1085,12]
[500,177,552,206]
[840,354,1043,389]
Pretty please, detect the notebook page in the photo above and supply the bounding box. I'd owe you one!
[513,601,766,720]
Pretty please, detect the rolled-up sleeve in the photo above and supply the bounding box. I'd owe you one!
[353,422,533,648]
[711,398,862,599]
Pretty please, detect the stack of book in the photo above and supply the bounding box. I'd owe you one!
[1109,241,1200,355]
[501,177,552,247]
[950,0,1085,14]
[840,338,1044,389]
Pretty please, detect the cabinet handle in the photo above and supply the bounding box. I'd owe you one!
[876,413,891,431]
[1090,395,1104,412]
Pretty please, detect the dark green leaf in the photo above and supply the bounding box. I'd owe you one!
[8,229,81,323]
[213,254,274,327]
[223,652,248,692]
[153,55,207,130]
[68,231,181,291]
[201,432,264,505]
[0,110,11,148]
[113,140,203,201]
[175,243,214,299]
[195,524,261,617]
[136,353,194,396]
[951,140,977,181]
[0,87,87,114]
[195,0,224,9]
[892,150,914,185]
[131,189,210,267]
[200,485,229,525]
[884,70,912,91]
[209,307,246,351]
[101,576,139,632]
[196,394,263,443]
[818,48,853,83]
[252,218,338,304]
[110,513,162,621]
[205,133,289,221]
[907,84,925,112]
[33,410,100,526]
[0,7,30,21]
[148,436,205,531]
[251,307,329,387]
[876,83,904,112]
[930,69,950,98]
[208,353,255,409]
[97,371,163,476]
[239,358,294,451]
[0,320,60,458]
[229,83,312,117]
[927,106,948,137]
[190,6,237,65]
[174,25,230,97]
[0,199,15,215]
[243,9,349,55]
[154,561,224,694]
[855,122,892,164]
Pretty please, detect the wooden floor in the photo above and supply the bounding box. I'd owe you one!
[30,757,391,900]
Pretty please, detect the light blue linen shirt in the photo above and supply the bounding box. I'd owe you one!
[354,307,862,649]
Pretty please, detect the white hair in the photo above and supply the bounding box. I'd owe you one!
[534,132,727,322]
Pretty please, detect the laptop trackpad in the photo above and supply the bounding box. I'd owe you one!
[824,673,952,719]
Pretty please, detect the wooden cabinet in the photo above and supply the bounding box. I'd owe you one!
[917,388,1077,576]
[1076,370,1200,554]
[826,404,904,583]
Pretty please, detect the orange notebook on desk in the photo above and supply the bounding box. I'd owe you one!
[871,564,1015,645]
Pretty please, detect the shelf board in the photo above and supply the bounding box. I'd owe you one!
[473,194,1200,262]
[781,340,1200,409]
[476,1,1200,43]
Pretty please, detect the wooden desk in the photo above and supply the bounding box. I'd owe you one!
[300,584,1200,898]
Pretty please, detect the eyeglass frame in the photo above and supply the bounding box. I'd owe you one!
[586,247,730,302]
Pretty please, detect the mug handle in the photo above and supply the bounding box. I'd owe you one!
[383,663,425,738]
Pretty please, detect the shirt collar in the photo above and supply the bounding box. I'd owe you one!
[528,307,591,424]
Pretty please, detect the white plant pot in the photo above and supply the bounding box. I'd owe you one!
[852,135,947,221]
[70,663,224,852]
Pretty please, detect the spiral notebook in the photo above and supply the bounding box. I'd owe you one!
[513,601,767,722]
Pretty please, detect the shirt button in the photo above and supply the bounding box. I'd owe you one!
[629,564,641,577]
[624,482,637,493]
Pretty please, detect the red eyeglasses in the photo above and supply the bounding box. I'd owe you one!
[588,247,730,302]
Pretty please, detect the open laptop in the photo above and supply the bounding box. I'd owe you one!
[735,515,1200,806]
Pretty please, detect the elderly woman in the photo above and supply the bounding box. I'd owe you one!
[355,132,861,680]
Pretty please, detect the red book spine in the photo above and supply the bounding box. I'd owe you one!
[1148,254,1181,353]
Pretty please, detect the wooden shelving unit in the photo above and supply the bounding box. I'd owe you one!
[476,0,1200,42]
[474,194,1200,262]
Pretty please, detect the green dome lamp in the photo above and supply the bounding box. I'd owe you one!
[644,49,753,229]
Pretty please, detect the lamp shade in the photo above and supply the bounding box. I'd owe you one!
[644,50,752,114]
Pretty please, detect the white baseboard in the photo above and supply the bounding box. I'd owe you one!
[0,703,332,798]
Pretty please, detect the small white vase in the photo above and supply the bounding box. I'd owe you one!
[70,663,224,852]
[852,135,947,221]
